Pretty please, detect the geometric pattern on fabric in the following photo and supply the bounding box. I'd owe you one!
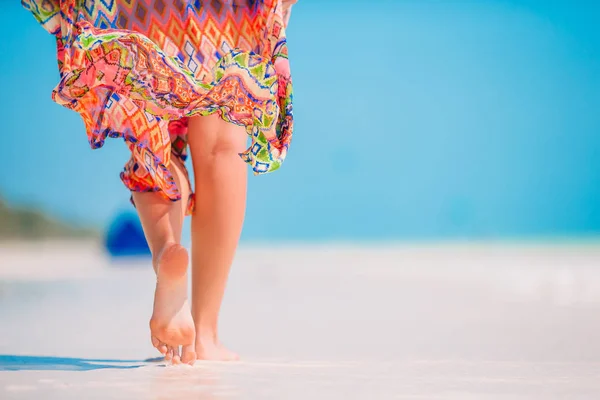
[21,0,294,213]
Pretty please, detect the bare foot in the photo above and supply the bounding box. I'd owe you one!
[149,243,196,365]
[193,335,239,361]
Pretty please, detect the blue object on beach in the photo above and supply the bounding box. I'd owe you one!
[0,355,145,371]
[104,211,150,258]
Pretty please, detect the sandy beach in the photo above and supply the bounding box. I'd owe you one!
[1,242,600,399]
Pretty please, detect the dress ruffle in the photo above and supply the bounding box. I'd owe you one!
[22,0,294,205]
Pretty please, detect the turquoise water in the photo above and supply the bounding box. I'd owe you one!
[1,1,599,241]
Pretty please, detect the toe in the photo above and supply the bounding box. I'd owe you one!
[181,344,197,365]
[165,347,173,362]
[152,336,168,355]
[172,346,181,365]
[158,343,168,355]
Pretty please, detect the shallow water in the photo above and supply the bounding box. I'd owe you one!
[1,242,600,399]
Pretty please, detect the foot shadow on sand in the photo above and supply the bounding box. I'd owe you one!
[0,355,164,371]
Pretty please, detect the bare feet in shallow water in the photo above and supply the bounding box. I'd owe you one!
[149,243,196,365]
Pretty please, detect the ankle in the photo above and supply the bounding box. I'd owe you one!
[195,327,218,345]
[153,243,188,278]
[152,241,175,266]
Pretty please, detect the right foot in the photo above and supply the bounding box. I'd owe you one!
[149,243,196,364]
[192,336,239,361]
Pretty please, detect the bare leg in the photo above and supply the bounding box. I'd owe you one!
[131,157,196,365]
[184,113,247,361]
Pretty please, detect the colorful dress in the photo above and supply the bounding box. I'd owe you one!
[22,0,294,214]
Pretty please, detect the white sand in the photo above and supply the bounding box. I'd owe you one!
[1,242,600,399]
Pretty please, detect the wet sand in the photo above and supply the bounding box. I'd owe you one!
[1,242,600,399]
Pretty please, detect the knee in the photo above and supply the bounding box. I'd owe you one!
[194,129,247,172]
[188,116,248,173]
[209,136,245,158]
[194,134,247,182]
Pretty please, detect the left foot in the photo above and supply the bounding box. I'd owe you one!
[149,243,196,365]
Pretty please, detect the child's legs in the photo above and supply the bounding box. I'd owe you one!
[131,155,196,364]
[187,113,247,359]
[131,156,189,268]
